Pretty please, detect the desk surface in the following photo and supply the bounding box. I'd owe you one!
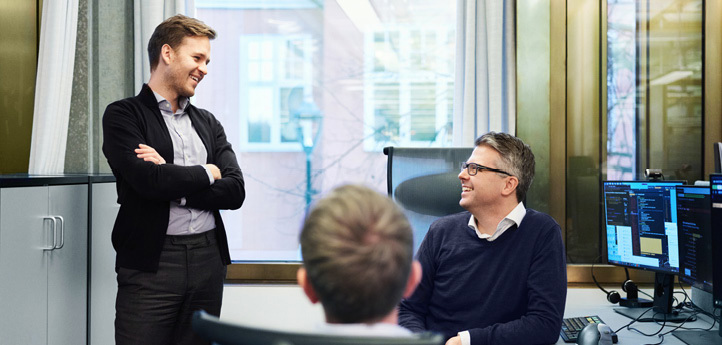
[558,288,718,344]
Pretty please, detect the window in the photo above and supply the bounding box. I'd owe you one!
[364,28,455,150]
[241,35,314,151]
[193,0,457,261]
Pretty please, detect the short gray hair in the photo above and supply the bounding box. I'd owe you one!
[299,184,413,323]
[475,132,535,202]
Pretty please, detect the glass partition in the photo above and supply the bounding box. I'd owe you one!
[606,0,703,181]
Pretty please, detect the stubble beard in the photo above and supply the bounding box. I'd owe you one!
[170,68,196,99]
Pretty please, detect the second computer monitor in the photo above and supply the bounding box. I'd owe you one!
[676,185,713,293]
[603,180,684,274]
[711,174,722,308]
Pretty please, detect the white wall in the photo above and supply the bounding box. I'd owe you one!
[221,284,325,331]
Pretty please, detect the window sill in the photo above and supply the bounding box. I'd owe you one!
[226,262,301,284]
[225,263,659,285]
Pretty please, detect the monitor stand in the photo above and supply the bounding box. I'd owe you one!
[614,272,697,323]
[613,306,695,323]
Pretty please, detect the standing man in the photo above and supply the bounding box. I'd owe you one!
[102,14,245,345]
[398,132,566,345]
[297,184,423,336]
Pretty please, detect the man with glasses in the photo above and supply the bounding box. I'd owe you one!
[399,132,566,345]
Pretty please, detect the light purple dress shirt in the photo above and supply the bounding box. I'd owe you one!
[154,92,216,235]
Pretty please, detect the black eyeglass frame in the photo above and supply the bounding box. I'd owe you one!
[460,162,513,177]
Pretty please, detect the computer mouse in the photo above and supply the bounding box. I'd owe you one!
[576,323,614,345]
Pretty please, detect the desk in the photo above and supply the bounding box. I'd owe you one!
[557,288,718,344]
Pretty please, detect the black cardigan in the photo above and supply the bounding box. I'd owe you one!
[102,84,245,272]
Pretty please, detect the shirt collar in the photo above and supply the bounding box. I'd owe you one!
[315,322,411,336]
[506,202,527,226]
[152,91,189,113]
[467,202,527,241]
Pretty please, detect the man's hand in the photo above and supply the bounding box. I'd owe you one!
[206,164,222,180]
[445,336,462,345]
[135,144,166,165]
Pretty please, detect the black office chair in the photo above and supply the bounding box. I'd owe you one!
[192,310,444,345]
[384,147,473,251]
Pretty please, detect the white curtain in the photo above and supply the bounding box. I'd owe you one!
[453,0,516,146]
[28,0,80,174]
[134,0,196,94]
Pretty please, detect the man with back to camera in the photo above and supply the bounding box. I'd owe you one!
[398,132,567,345]
[102,14,245,345]
[297,184,423,336]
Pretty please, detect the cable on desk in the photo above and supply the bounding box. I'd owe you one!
[590,259,625,304]
[639,288,654,300]
[614,307,655,334]
[641,334,664,345]
[613,284,721,345]
[676,281,721,323]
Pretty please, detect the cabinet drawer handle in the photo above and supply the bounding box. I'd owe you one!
[53,216,65,249]
[43,216,57,251]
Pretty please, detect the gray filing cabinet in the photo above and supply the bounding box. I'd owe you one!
[0,176,88,345]
[88,177,118,345]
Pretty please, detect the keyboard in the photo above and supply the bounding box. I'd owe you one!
[559,315,617,343]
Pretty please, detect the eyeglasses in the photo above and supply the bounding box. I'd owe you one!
[460,162,512,177]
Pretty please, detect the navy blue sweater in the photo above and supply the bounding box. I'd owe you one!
[398,209,566,345]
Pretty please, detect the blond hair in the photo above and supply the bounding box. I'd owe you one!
[300,184,414,323]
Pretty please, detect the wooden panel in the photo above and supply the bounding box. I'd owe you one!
[0,1,38,173]
[226,263,300,284]
[706,0,722,175]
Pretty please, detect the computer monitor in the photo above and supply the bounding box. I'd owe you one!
[673,174,722,344]
[676,185,713,293]
[603,181,683,274]
[713,174,722,306]
[603,180,693,322]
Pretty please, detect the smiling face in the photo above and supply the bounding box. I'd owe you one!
[458,145,511,212]
[165,35,210,99]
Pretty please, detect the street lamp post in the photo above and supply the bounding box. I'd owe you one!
[293,100,322,215]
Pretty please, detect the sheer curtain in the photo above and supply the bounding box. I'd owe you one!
[27,0,79,174]
[134,0,196,94]
[453,0,516,146]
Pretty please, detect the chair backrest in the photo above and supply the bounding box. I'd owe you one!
[192,310,444,345]
[383,147,474,251]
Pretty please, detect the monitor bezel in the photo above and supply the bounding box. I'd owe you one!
[602,180,685,275]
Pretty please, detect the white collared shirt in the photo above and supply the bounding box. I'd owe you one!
[152,91,216,235]
[459,202,527,345]
[467,202,527,241]
[314,322,412,337]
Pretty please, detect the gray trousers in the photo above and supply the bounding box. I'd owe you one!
[115,230,227,345]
